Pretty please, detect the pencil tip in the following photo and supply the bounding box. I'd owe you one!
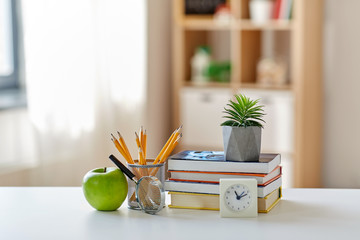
[117,131,122,138]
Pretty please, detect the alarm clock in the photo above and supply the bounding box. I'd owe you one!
[220,178,258,218]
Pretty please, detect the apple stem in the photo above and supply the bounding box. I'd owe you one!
[104,167,107,173]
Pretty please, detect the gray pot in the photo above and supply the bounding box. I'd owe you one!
[222,126,262,162]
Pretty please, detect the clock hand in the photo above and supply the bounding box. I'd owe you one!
[235,191,245,200]
[238,192,248,200]
[240,193,247,198]
[235,191,244,200]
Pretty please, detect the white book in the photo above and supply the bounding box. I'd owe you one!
[164,177,282,198]
[169,166,282,185]
[168,151,281,174]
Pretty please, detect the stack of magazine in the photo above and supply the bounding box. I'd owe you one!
[164,150,282,213]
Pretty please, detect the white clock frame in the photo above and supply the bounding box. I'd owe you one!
[220,178,258,218]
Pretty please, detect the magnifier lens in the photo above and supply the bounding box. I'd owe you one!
[135,176,165,214]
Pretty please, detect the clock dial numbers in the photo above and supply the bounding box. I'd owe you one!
[224,184,252,212]
[220,179,258,218]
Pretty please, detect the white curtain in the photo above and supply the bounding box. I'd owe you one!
[21,0,146,185]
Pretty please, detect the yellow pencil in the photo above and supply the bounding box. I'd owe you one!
[135,132,145,165]
[153,129,176,165]
[160,134,181,164]
[160,128,180,161]
[139,126,147,160]
[138,147,146,165]
[111,136,131,164]
[150,135,181,176]
[117,131,134,164]
[143,130,147,160]
[153,125,182,165]
[140,126,144,144]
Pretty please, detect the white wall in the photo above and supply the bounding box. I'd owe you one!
[323,0,360,188]
[3,1,360,188]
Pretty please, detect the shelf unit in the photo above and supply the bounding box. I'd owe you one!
[182,19,293,31]
[172,0,323,187]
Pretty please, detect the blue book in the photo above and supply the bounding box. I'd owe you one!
[168,151,281,174]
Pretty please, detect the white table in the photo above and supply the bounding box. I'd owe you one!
[0,188,359,240]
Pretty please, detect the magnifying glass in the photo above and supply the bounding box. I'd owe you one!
[109,155,165,214]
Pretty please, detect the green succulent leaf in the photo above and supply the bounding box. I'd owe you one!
[221,94,266,128]
[221,120,241,127]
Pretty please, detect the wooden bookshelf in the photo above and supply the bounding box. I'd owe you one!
[179,19,293,31]
[237,82,292,90]
[183,81,232,88]
[172,0,323,188]
[238,19,293,31]
[181,19,232,31]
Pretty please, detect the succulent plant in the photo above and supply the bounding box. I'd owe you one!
[221,94,265,128]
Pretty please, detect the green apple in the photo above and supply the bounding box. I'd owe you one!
[82,167,128,211]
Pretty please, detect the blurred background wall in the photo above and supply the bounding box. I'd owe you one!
[323,0,360,188]
[146,0,172,160]
[0,0,150,185]
[0,0,359,188]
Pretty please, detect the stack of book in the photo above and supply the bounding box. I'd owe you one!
[164,151,282,213]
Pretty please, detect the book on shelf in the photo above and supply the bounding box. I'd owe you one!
[168,187,282,213]
[168,151,281,174]
[273,0,282,19]
[169,166,282,185]
[276,0,293,20]
[164,177,282,198]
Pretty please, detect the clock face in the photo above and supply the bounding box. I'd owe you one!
[224,184,252,212]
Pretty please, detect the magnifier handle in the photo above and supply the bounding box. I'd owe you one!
[109,154,136,180]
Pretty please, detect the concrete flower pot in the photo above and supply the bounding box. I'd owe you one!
[222,126,262,162]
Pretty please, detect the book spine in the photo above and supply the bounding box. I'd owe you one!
[258,177,282,197]
[279,0,288,20]
[168,161,269,174]
[273,0,282,19]
[168,190,282,213]
[169,166,281,184]
[286,0,293,19]
[168,152,280,174]
[169,173,281,186]
[165,177,282,197]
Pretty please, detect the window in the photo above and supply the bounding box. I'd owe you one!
[0,0,19,89]
[0,0,26,110]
